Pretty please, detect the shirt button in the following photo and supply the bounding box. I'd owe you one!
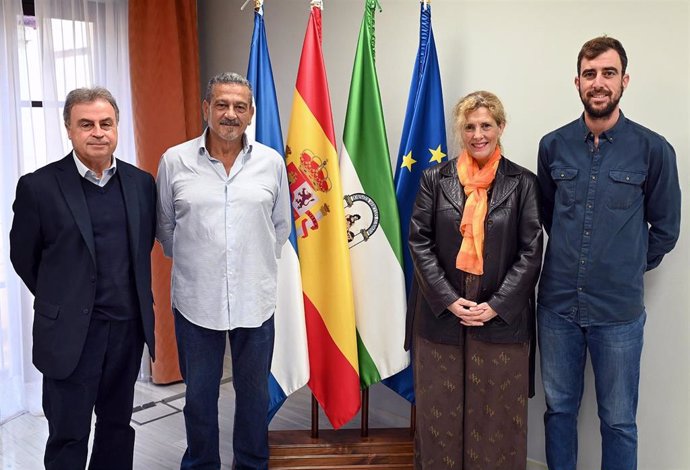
[560,173,565,178]
[591,175,596,180]
[580,260,585,265]
[584,230,590,236]
[487,220,493,226]
[82,308,89,314]
[625,176,630,181]
[578,287,583,292]
[587,204,592,209]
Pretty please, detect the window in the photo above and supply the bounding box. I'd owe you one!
[18,12,95,173]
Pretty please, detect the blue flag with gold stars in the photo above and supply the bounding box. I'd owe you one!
[394,2,447,292]
[385,1,447,403]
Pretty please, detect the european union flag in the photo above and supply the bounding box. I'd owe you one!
[394,2,447,291]
[247,4,308,423]
[385,1,447,404]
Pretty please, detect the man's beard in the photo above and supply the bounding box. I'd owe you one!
[580,88,624,119]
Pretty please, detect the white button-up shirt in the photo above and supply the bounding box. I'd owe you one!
[156,131,291,330]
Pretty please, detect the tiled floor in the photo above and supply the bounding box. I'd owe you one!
[0,373,411,469]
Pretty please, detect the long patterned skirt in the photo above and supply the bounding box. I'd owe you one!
[413,333,529,470]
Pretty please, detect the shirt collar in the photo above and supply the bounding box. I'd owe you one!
[198,128,254,160]
[72,151,117,179]
[579,110,627,143]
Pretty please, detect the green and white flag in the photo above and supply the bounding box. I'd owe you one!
[340,0,409,387]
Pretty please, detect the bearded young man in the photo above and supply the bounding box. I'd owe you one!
[536,36,681,470]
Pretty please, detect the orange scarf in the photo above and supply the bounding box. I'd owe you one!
[455,147,502,275]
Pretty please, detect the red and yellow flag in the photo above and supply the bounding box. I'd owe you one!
[285,3,360,429]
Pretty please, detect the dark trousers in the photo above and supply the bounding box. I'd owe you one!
[43,317,144,470]
[174,310,275,470]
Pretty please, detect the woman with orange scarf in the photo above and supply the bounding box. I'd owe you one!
[407,91,543,469]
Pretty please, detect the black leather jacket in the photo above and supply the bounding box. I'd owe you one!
[406,156,543,348]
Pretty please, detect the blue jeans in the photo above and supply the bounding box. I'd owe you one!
[538,306,645,470]
[174,310,275,470]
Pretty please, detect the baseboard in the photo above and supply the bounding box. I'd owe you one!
[527,458,548,470]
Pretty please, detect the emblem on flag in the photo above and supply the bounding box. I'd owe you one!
[287,146,333,238]
[343,193,380,248]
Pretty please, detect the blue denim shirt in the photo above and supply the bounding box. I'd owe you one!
[537,112,681,326]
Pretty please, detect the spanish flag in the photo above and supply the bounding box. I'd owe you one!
[285,2,360,429]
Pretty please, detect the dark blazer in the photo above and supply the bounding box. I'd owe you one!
[406,156,543,349]
[10,154,156,379]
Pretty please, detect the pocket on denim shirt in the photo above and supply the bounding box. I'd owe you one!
[551,167,578,206]
[605,170,646,210]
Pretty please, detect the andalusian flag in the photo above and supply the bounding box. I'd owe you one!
[246,2,309,423]
[384,0,448,403]
[340,0,408,388]
[285,2,360,429]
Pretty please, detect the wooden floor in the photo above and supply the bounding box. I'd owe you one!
[269,428,414,469]
[0,371,411,469]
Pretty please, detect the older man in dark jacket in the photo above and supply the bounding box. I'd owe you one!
[10,87,156,470]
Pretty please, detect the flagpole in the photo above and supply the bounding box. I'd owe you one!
[311,395,319,438]
[361,388,369,437]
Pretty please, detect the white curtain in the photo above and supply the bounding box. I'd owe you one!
[0,0,37,424]
[0,0,136,423]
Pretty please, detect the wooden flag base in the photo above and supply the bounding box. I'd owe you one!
[268,427,413,469]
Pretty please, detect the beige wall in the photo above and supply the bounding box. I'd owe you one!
[198,1,690,468]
